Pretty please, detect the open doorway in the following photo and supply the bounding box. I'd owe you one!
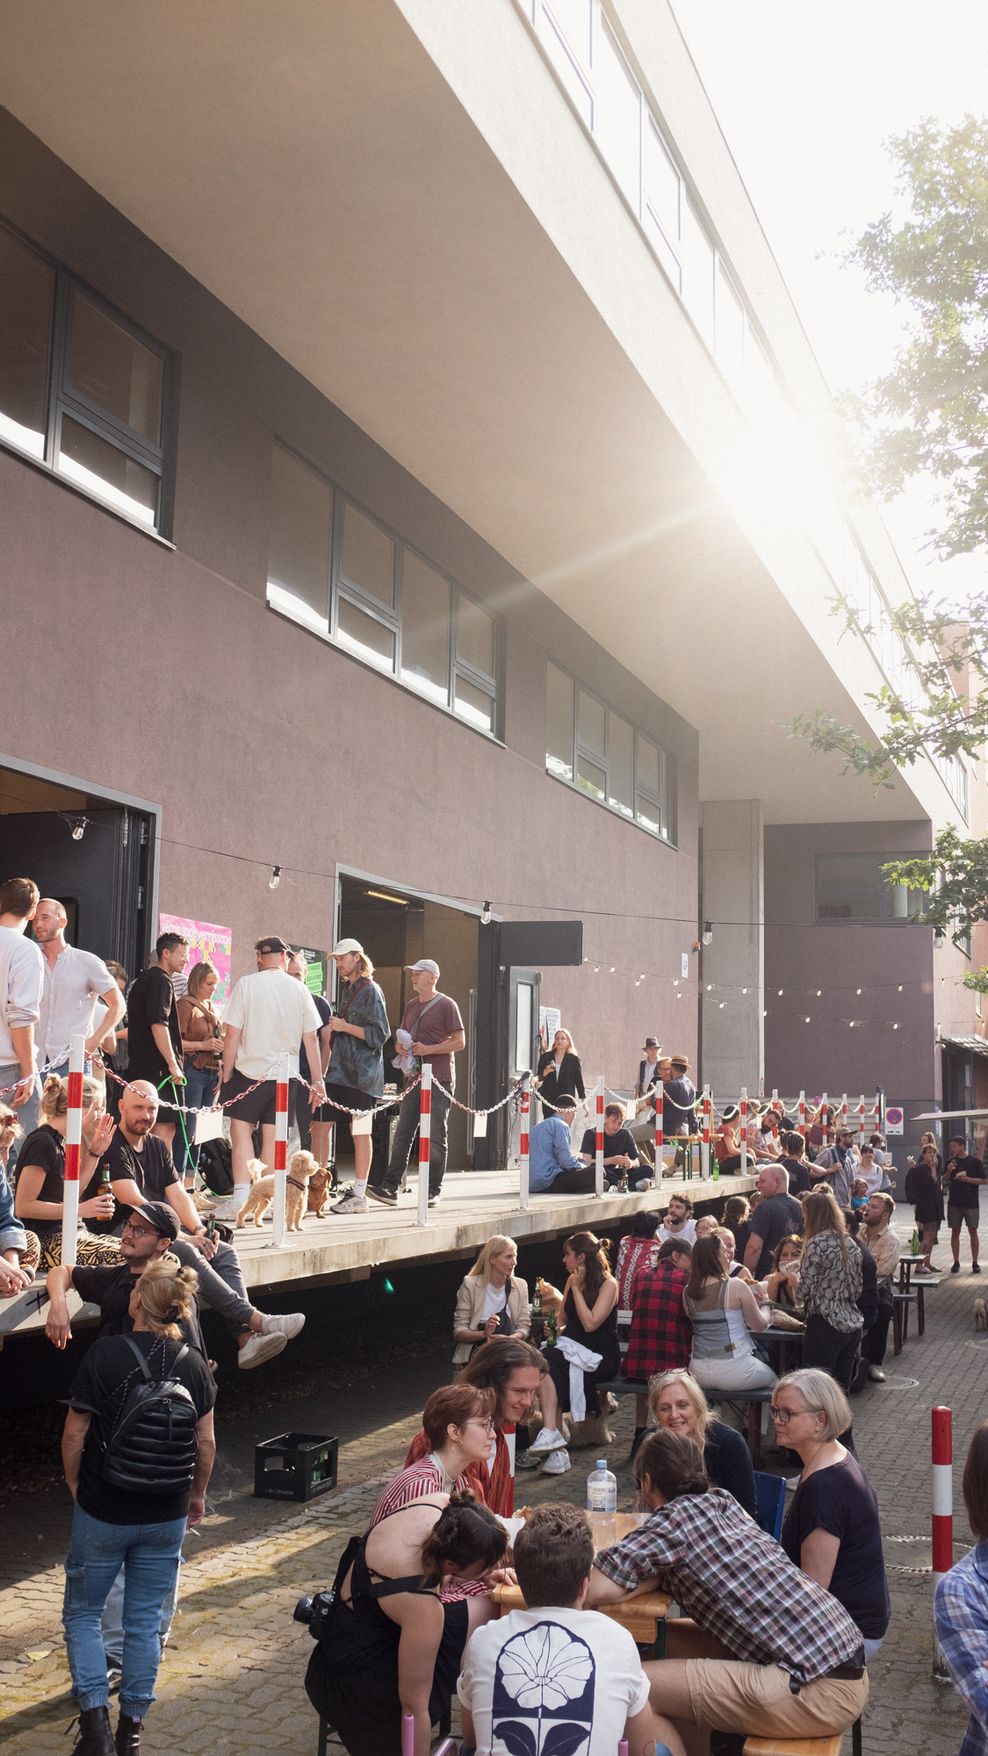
[0,759,157,978]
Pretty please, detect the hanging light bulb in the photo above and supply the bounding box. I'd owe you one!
[804,1016,811,1024]
[480,900,492,925]
[268,865,282,890]
[701,921,713,947]
[741,986,748,995]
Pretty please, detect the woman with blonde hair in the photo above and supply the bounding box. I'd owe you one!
[535,1027,585,1120]
[14,1075,120,1269]
[798,1191,863,1408]
[452,1236,531,1364]
[61,1253,216,1756]
[648,1368,756,1515]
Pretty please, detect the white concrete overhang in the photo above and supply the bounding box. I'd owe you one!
[0,0,954,826]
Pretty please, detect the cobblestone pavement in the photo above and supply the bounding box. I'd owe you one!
[1,1224,982,1755]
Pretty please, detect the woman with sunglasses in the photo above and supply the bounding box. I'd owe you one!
[772,1369,890,1659]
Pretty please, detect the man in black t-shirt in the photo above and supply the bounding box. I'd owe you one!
[580,1104,643,1184]
[45,1199,209,1356]
[125,932,190,1150]
[743,1162,803,1279]
[945,1135,987,1274]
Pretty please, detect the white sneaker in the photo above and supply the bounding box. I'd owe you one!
[210,1196,247,1222]
[541,1449,571,1474]
[238,1330,288,1370]
[330,1189,368,1214]
[526,1426,567,1457]
[634,1178,654,1192]
[259,1312,305,1341]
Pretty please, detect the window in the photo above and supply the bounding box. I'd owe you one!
[594,17,641,207]
[0,221,170,531]
[546,660,676,842]
[266,447,499,735]
[816,855,926,924]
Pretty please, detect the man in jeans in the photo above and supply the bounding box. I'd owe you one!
[367,958,464,1209]
[0,875,44,1154]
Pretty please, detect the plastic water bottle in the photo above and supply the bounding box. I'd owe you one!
[586,1458,618,1549]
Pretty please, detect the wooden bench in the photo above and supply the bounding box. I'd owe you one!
[598,1380,773,1465]
[744,1714,861,1756]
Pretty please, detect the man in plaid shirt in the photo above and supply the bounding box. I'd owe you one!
[623,1238,692,1457]
[590,1430,868,1741]
[934,1421,988,1756]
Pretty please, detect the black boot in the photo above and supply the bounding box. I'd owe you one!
[70,1706,116,1756]
[115,1713,143,1756]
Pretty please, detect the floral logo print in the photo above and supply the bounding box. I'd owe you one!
[491,1621,595,1755]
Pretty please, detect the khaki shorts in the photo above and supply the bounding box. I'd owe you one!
[685,1658,868,1737]
[948,1205,979,1231]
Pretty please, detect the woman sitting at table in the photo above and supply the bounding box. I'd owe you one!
[528,1231,620,1473]
[615,1209,662,1309]
[648,1368,756,1516]
[716,1225,757,1284]
[775,1368,890,1658]
[451,1235,531,1365]
[13,1075,120,1269]
[305,1487,506,1756]
[682,1234,775,1399]
[764,1233,803,1309]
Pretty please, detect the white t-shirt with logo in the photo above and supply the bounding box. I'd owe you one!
[223,970,321,1079]
[458,1606,649,1755]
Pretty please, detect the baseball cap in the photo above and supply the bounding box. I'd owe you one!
[331,938,364,957]
[123,1201,179,1241]
[406,958,440,976]
[255,935,290,956]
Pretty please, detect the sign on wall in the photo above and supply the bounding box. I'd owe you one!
[158,914,233,1006]
[539,1005,562,1051]
[293,945,329,998]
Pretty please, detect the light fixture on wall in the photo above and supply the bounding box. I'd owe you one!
[269,865,282,890]
[480,900,492,925]
[933,926,945,950]
[59,814,90,842]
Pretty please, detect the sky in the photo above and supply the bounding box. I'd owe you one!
[670,0,988,607]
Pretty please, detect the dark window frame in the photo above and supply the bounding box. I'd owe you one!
[546,658,677,845]
[0,218,174,536]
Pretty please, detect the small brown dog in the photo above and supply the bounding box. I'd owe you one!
[975,1296,986,1331]
[307,1167,334,1218]
[236,1151,320,1232]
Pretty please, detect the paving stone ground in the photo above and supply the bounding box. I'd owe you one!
[1,1221,982,1755]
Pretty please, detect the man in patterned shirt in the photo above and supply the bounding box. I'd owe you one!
[623,1237,692,1458]
[589,1430,868,1742]
[935,1421,988,1756]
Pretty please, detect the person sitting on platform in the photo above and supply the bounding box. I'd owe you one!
[580,1103,643,1186]
[0,1102,39,1297]
[13,1075,120,1270]
[529,1098,625,1195]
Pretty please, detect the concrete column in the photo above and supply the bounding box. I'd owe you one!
[700,800,764,1100]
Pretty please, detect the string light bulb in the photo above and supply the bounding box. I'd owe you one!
[480,900,492,925]
[268,865,282,890]
[701,921,713,947]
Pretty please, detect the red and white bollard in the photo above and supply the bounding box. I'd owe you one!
[739,1087,748,1175]
[59,1035,86,1269]
[594,1077,605,1198]
[417,1062,433,1227]
[857,1093,866,1140]
[840,1092,848,1132]
[654,1098,664,1183]
[518,1075,531,1213]
[798,1090,806,1139]
[874,1090,882,1135]
[932,1405,953,1678]
[269,1054,291,1248]
[701,1086,711,1180]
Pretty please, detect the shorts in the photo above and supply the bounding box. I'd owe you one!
[948,1205,979,1231]
[323,1082,375,1118]
[684,1657,868,1738]
[220,1069,295,1127]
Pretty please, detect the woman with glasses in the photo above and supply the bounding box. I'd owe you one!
[372,1384,502,1521]
[773,1369,890,1659]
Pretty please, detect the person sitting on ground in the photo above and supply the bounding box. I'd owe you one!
[623,1238,693,1456]
[405,1338,550,1515]
[305,1490,506,1756]
[683,1233,775,1399]
[452,1236,531,1365]
[657,1193,696,1246]
[778,1129,813,1194]
[934,1419,988,1756]
[529,1231,620,1476]
[743,1161,803,1278]
[648,1367,757,1517]
[60,1255,216,1756]
[763,1233,803,1310]
[458,1502,684,1756]
[614,1209,661,1309]
[13,1074,120,1270]
[860,1192,899,1382]
[0,1102,40,1297]
[776,1369,890,1657]
[588,1429,868,1746]
[529,1097,622,1195]
[713,1104,743,1174]
[580,1102,643,1186]
[910,1142,945,1274]
[97,1079,304,1370]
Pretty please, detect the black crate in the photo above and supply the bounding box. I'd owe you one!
[254,1431,338,1502]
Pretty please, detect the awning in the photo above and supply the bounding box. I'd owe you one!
[940,1034,988,1060]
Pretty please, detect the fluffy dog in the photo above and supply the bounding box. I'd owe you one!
[307,1167,334,1217]
[236,1151,320,1232]
[975,1296,986,1331]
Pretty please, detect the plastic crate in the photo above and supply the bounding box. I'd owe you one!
[254,1431,338,1502]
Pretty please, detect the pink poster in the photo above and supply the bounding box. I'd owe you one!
[158,914,233,1007]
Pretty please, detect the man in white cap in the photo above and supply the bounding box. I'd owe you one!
[325,939,390,1214]
[367,957,464,1209]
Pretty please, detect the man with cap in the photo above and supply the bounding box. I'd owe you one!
[367,957,464,1209]
[216,935,326,1221]
[325,940,390,1214]
[663,1054,697,1136]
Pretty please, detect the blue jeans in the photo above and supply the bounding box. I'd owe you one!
[63,1503,187,1719]
[175,1065,218,1179]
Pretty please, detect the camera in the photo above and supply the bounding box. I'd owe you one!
[293,1589,335,1639]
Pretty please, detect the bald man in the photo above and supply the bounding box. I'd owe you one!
[33,898,124,1075]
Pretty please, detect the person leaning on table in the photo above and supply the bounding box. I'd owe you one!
[588,1429,868,1746]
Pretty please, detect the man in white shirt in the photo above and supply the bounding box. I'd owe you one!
[0,876,44,1154]
[33,898,125,1075]
[657,1193,697,1247]
[216,935,326,1215]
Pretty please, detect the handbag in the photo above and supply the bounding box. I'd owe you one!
[468,1279,517,1357]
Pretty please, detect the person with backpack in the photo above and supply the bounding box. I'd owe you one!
[60,1255,216,1756]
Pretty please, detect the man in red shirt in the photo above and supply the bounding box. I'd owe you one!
[367,958,464,1208]
[623,1237,693,1457]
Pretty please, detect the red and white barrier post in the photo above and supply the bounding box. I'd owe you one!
[701,1086,711,1180]
[518,1075,531,1212]
[269,1054,291,1249]
[739,1087,748,1175]
[654,1092,664,1182]
[417,1061,433,1227]
[798,1090,806,1140]
[594,1077,605,1198]
[932,1405,953,1679]
[857,1093,866,1141]
[820,1089,829,1146]
[59,1035,86,1269]
[840,1092,848,1132]
[874,1089,882,1135]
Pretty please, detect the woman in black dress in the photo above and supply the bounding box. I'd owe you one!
[535,1028,585,1120]
[532,1231,620,1476]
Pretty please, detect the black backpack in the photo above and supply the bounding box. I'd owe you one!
[195,1136,234,1196]
[98,1336,199,1495]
